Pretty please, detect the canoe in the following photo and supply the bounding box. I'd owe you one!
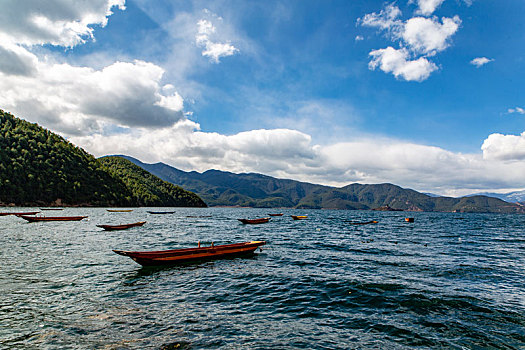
[238,217,270,225]
[40,208,64,211]
[19,215,88,222]
[107,209,133,212]
[268,213,283,216]
[291,215,308,220]
[113,241,266,266]
[97,221,146,231]
[405,217,415,222]
[147,211,175,214]
[348,220,378,225]
[0,211,40,216]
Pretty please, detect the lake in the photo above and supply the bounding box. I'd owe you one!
[1,207,524,349]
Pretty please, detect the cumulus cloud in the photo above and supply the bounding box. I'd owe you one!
[508,107,525,115]
[0,42,38,76]
[402,16,461,55]
[359,2,461,81]
[369,47,438,82]
[68,121,525,195]
[0,0,125,47]
[195,11,239,63]
[470,57,494,68]
[414,0,445,16]
[482,132,525,161]
[0,57,185,135]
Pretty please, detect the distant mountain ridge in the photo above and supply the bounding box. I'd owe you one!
[117,155,525,214]
[466,191,525,204]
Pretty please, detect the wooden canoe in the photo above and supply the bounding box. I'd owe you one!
[19,215,88,222]
[238,217,270,224]
[107,209,133,212]
[40,208,64,211]
[268,213,283,216]
[291,215,308,220]
[0,211,40,216]
[348,220,378,225]
[97,221,146,231]
[147,211,175,214]
[113,241,266,266]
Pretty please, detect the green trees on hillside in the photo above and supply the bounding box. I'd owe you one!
[0,110,206,207]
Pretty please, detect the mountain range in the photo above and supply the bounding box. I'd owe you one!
[117,155,525,214]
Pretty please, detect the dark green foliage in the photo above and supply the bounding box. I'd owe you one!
[121,155,525,213]
[98,156,206,207]
[0,110,205,207]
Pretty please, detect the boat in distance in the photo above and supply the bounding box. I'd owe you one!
[238,217,270,224]
[40,208,64,211]
[147,211,176,214]
[97,221,146,231]
[291,215,308,220]
[113,241,266,266]
[348,220,378,225]
[107,209,133,212]
[19,215,88,222]
[0,211,40,216]
[268,213,283,216]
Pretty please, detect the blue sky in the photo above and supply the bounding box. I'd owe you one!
[0,0,524,195]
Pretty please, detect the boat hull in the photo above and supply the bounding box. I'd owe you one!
[113,241,266,266]
[238,217,270,224]
[97,221,146,231]
[19,215,88,222]
[291,215,308,220]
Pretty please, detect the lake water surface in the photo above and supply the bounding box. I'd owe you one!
[1,208,524,349]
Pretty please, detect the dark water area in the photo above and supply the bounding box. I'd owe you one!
[1,208,524,349]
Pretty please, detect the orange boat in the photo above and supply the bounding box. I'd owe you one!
[238,217,270,224]
[268,213,283,216]
[97,221,146,231]
[0,211,40,216]
[405,217,415,222]
[291,215,308,220]
[113,241,266,266]
[19,215,88,222]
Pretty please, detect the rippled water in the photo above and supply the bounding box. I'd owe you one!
[1,208,524,349]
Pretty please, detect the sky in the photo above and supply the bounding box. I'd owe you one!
[0,0,524,196]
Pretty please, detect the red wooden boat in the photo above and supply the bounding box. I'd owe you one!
[147,211,175,214]
[97,221,146,231]
[113,241,266,266]
[291,215,308,220]
[107,209,133,212]
[238,217,270,224]
[19,215,88,222]
[268,213,283,216]
[0,211,40,216]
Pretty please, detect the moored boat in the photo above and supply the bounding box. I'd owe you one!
[405,217,415,222]
[348,220,378,225]
[97,221,146,231]
[113,241,266,266]
[107,209,133,212]
[147,211,175,214]
[40,208,64,211]
[19,215,88,222]
[291,215,308,220]
[268,213,283,216]
[0,211,40,216]
[238,217,270,224]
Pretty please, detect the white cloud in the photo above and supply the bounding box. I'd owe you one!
[482,132,525,161]
[68,120,525,195]
[470,57,494,68]
[358,4,402,31]
[508,107,525,115]
[355,35,364,41]
[415,0,445,16]
[0,55,185,135]
[195,14,239,63]
[402,16,461,55]
[0,42,38,76]
[369,47,438,82]
[0,0,125,47]
[359,3,461,81]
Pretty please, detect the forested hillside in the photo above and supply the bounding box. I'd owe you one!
[0,110,205,207]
